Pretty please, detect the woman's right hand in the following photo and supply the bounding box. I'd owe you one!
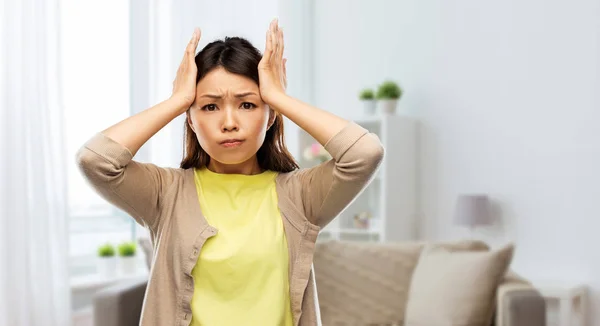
[171,28,201,110]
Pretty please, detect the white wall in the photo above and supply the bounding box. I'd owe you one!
[314,0,600,324]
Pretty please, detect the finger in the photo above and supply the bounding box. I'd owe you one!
[186,28,201,57]
[280,28,285,58]
[283,58,288,88]
[270,20,278,64]
[273,22,281,60]
[181,29,199,69]
[276,29,284,64]
[264,19,277,64]
[263,25,273,64]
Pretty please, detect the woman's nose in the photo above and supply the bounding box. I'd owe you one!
[221,107,239,132]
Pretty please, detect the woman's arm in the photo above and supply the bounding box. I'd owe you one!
[103,28,201,156]
[76,28,202,231]
[259,20,384,227]
[267,93,349,146]
[101,96,189,157]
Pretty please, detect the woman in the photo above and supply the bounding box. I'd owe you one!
[77,19,383,326]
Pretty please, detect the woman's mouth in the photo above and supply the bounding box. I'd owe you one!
[220,139,244,148]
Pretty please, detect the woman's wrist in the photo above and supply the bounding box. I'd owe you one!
[168,95,194,114]
[264,92,289,113]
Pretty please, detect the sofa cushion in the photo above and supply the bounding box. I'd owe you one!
[313,239,489,325]
[405,243,515,326]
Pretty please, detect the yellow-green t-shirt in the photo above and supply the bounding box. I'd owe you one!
[190,167,293,326]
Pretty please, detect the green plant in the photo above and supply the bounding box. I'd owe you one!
[97,243,116,257]
[376,81,402,99]
[117,241,137,257]
[359,88,374,100]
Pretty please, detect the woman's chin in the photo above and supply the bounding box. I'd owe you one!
[211,152,255,166]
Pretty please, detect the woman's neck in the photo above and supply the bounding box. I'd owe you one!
[206,157,263,175]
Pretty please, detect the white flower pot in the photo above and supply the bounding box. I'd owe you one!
[378,99,399,114]
[118,256,137,275]
[97,257,117,278]
[361,100,376,115]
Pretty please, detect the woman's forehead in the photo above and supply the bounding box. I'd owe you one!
[197,67,258,91]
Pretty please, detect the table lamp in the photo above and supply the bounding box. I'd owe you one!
[453,194,493,231]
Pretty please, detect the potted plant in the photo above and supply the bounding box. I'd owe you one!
[359,88,376,115]
[376,80,403,114]
[97,243,116,278]
[117,241,137,275]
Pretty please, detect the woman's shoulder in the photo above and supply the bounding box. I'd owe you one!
[153,166,193,193]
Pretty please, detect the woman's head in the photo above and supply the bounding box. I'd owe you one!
[181,36,298,173]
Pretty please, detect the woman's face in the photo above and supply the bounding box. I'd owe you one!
[187,67,274,166]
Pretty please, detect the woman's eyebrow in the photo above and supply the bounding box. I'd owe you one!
[199,92,258,99]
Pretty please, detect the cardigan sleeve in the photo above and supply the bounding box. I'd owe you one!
[292,121,385,228]
[75,132,178,232]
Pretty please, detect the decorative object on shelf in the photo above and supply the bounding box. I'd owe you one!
[353,211,372,229]
[359,88,376,115]
[117,241,138,275]
[453,194,493,235]
[376,80,403,114]
[303,142,331,163]
[97,243,116,278]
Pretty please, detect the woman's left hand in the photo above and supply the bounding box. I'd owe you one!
[258,19,287,107]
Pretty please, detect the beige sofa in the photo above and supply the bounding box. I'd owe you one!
[94,239,545,326]
[312,240,545,326]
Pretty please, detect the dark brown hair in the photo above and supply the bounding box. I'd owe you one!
[180,36,299,173]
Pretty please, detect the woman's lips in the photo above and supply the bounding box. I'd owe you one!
[220,140,244,148]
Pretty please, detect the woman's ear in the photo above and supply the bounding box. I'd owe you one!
[267,108,276,130]
[187,113,196,133]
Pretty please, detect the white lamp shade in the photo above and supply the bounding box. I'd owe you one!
[453,194,492,227]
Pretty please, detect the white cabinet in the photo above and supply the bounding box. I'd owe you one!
[297,115,418,243]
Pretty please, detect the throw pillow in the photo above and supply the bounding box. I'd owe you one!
[404,243,515,326]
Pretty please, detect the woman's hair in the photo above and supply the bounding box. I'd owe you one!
[180,36,299,173]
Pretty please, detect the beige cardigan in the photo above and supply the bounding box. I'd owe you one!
[76,121,384,326]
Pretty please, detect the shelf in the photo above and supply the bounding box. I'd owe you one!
[70,270,148,291]
[299,114,417,243]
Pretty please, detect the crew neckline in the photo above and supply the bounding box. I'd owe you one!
[199,166,272,177]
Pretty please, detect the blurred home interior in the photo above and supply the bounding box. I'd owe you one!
[1,0,599,325]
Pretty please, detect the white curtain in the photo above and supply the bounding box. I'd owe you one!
[0,0,71,325]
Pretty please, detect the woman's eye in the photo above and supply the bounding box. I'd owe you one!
[202,104,217,111]
[241,102,256,110]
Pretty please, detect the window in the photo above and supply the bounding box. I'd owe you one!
[60,0,135,275]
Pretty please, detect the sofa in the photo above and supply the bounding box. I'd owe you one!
[93,239,545,326]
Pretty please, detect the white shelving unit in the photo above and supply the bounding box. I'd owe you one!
[298,114,418,243]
